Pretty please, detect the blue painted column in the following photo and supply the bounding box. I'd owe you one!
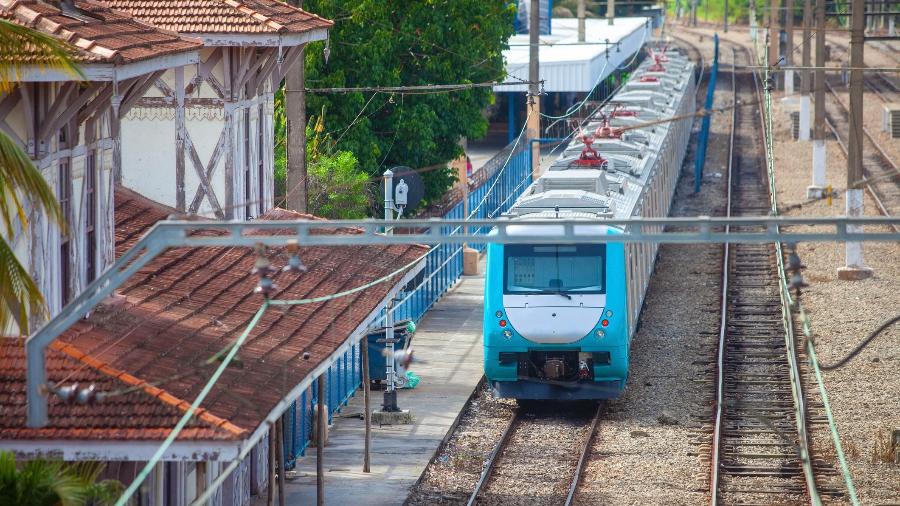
[694,33,719,193]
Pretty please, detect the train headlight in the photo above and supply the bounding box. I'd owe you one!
[606,310,613,318]
[495,310,503,318]
[503,330,513,339]
[595,329,605,338]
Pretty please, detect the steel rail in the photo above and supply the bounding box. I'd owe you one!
[708,46,738,506]
[563,404,603,506]
[823,78,900,233]
[466,409,519,506]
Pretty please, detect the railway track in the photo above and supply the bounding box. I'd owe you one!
[709,45,844,505]
[466,403,601,506]
[822,76,900,226]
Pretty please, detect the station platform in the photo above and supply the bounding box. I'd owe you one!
[274,264,485,505]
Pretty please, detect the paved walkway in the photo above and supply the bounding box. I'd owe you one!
[276,264,485,505]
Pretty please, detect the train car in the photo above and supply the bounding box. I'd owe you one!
[483,44,696,400]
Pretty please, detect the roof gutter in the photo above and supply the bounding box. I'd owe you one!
[189,27,328,47]
[8,49,200,82]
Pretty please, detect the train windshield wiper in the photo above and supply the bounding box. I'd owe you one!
[552,291,572,300]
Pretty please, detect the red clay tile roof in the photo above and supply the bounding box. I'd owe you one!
[103,0,333,35]
[0,0,201,64]
[0,188,426,441]
[0,338,240,440]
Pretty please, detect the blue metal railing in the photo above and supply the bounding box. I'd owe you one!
[281,144,532,468]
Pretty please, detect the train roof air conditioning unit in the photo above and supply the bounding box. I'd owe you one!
[536,169,608,195]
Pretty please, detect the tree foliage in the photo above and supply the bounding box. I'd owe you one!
[300,0,516,205]
[0,451,122,506]
[275,90,371,219]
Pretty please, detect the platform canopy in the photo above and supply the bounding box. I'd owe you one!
[498,17,651,93]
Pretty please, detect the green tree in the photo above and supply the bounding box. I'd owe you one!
[275,91,371,218]
[0,451,122,506]
[301,0,516,204]
[0,19,80,334]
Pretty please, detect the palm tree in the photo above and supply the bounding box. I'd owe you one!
[0,18,81,335]
[0,451,122,506]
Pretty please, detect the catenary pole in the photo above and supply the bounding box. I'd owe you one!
[785,0,795,94]
[528,0,542,180]
[608,0,616,25]
[838,0,873,280]
[578,0,586,42]
[799,0,812,140]
[724,0,729,31]
[810,0,827,197]
[770,0,781,70]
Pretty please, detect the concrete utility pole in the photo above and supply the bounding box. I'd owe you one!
[285,0,307,213]
[724,0,729,32]
[810,0,826,197]
[578,0,586,42]
[784,0,795,95]
[528,0,542,180]
[839,0,873,280]
[799,0,812,140]
[608,0,616,25]
[750,0,758,40]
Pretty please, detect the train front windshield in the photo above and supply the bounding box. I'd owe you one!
[503,244,606,295]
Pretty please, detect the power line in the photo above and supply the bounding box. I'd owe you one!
[292,81,541,94]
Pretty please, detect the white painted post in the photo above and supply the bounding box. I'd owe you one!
[799,95,811,141]
[809,139,826,196]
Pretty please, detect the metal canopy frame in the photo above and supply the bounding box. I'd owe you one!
[25,214,900,427]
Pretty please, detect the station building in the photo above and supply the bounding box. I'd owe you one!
[0,1,425,504]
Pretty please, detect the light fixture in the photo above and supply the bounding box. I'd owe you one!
[495,310,503,318]
[595,329,605,338]
[503,330,513,339]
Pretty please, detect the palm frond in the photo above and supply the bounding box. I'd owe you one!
[0,236,44,335]
[0,130,64,232]
[0,19,83,93]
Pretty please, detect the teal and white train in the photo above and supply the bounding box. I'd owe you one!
[483,45,696,400]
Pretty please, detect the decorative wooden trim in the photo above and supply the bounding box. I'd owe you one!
[19,83,35,157]
[175,66,186,212]
[119,70,165,118]
[223,48,235,218]
[154,77,175,99]
[187,128,227,214]
[185,131,225,218]
[185,48,223,97]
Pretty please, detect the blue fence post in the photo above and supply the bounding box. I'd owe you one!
[694,33,719,193]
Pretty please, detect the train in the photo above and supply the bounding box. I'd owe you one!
[483,43,696,400]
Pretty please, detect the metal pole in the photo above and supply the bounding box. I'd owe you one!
[267,426,275,506]
[785,0,796,94]
[316,379,325,506]
[361,337,371,472]
[383,169,394,234]
[528,0,542,180]
[810,0,827,197]
[839,0,873,280]
[608,0,616,25]
[276,418,285,506]
[578,0,586,42]
[383,298,397,411]
[799,0,812,140]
